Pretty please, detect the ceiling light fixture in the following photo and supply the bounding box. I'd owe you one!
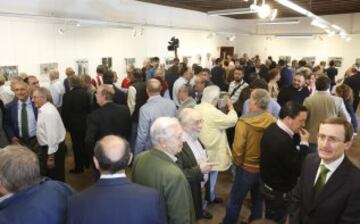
[207,7,256,16]
[311,20,328,29]
[275,34,313,39]
[258,19,300,25]
[228,35,236,41]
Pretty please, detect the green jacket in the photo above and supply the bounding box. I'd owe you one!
[132,149,196,224]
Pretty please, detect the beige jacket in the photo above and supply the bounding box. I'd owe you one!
[303,91,351,144]
[194,102,238,171]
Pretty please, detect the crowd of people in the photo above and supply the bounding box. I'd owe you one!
[0,53,359,224]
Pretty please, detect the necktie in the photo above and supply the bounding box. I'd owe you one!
[314,164,329,196]
[21,103,29,140]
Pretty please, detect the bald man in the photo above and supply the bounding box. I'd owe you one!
[67,135,165,224]
[134,78,176,155]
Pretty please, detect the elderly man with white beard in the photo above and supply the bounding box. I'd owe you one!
[176,108,215,220]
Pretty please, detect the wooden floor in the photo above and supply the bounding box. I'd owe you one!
[65,109,360,224]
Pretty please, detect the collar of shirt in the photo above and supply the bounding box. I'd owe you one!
[277,119,294,138]
[100,173,126,179]
[0,193,13,204]
[183,132,197,143]
[163,151,177,162]
[17,97,31,107]
[38,101,51,113]
[320,153,344,174]
[147,95,161,102]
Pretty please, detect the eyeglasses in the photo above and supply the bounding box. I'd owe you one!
[317,134,344,144]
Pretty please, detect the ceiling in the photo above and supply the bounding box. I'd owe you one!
[137,0,360,19]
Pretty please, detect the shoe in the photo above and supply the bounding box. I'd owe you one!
[69,168,84,174]
[211,197,223,204]
[201,210,213,219]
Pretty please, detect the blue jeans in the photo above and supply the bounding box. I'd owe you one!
[223,166,263,224]
[208,171,218,202]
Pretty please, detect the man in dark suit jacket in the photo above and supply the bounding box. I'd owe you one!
[290,117,360,224]
[278,59,293,88]
[210,58,226,91]
[277,73,310,107]
[176,108,214,220]
[102,70,126,105]
[326,60,338,90]
[0,145,74,224]
[67,135,165,224]
[344,71,360,112]
[62,76,91,173]
[260,102,310,224]
[85,85,131,157]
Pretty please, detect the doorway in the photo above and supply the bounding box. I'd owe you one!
[220,47,235,59]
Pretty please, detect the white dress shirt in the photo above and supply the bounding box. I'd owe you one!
[36,102,66,155]
[49,79,65,108]
[0,85,14,105]
[314,154,344,185]
[100,173,126,179]
[277,120,309,146]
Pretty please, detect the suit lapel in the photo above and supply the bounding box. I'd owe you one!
[183,142,198,165]
[309,157,349,211]
[303,155,320,210]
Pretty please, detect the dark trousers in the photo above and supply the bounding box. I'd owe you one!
[69,130,87,170]
[20,137,46,176]
[262,184,290,224]
[41,142,66,182]
[223,166,263,224]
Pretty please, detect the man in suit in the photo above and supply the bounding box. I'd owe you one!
[290,117,360,224]
[3,81,43,172]
[277,73,310,107]
[0,145,74,224]
[67,135,165,224]
[165,57,180,99]
[62,76,91,173]
[63,67,75,93]
[23,75,40,97]
[304,75,350,152]
[85,85,131,157]
[102,70,126,105]
[326,60,338,91]
[176,108,214,220]
[134,78,176,155]
[278,59,293,88]
[210,58,226,91]
[260,102,310,224]
[132,117,196,224]
[344,70,360,112]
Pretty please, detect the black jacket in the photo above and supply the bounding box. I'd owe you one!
[260,123,309,192]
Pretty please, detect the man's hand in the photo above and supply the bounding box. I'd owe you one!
[198,160,217,174]
[47,154,55,169]
[225,96,234,111]
[11,137,20,145]
[299,128,310,142]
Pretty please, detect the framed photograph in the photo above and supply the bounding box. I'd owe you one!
[124,58,136,68]
[278,56,291,65]
[40,63,58,75]
[76,59,89,76]
[302,57,316,67]
[328,57,343,68]
[0,65,18,80]
[102,57,112,69]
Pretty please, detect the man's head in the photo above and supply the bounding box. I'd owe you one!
[249,78,268,91]
[151,57,160,68]
[200,69,211,81]
[79,74,92,90]
[10,76,23,92]
[178,108,203,139]
[96,65,106,75]
[179,63,192,81]
[173,58,180,66]
[317,117,353,164]
[93,135,132,174]
[69,76,81,89]
[177,84,191,102]
[233,67,244,83]
[215,58,222,66]
[102,70,115,84]
[0,145,41,195]
[146,78,162,96]
[13,81,29,102]
[49,69,59,82]
[126,65,135,80]
[194,76,206,93]
[95,85,114,106]
[65,67,75,77]
[150,117,183,155]
[249,89,270,113]
[279,102,308,133]
[292,73,306,90]
[315,75,331,91]
[32,87,52,108]
[329,60,335,67]
[132,68,144,81]
[278,59,286,67]
[201,85,220,106]
[24,75,40,96]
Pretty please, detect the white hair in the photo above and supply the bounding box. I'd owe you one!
[201,85,220,103]
[251,89,270,110]
[177,108,199,126]
[150,117,181,146]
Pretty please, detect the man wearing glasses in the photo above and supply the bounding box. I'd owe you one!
[290,117,360,224]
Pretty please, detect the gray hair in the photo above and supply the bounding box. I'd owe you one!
[178,108,199,126]
[150,117,181,146]
[0,145,41,193]
[35,87,53,103]
[49,69,59,80]
[251,88,270,110]
[201,85,220,103]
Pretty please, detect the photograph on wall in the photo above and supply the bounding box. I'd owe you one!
[0,65,18,80]
[355,58,360,67]
[124,58,136,68]
[302,57,316,66]
[40,63,58,75]
[102,57,112,69]
[328,57,343,67]
[278,56,291,65]
[76,59,89,76]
